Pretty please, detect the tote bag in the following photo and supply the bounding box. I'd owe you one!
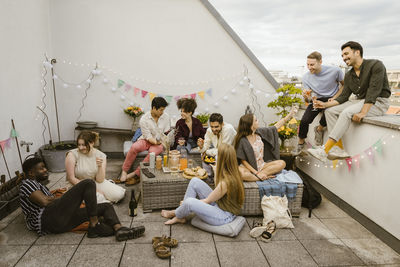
[261,195,294,229]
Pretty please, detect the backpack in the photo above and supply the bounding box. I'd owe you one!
[300,176,322,217]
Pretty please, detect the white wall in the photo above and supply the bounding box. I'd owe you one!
[0,0,51,180]
[297,121,400,240]
[47,0,278,143]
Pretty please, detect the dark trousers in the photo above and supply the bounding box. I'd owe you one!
[41,179,120,234]
[298,97,330,139]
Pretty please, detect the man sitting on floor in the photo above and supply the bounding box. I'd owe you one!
[308,41,391,161]
[20,157,145,240]
[120,96,170,184]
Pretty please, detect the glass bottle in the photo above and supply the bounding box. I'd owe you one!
[129,189,138,217]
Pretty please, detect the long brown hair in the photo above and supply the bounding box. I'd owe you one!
[215,143,245,214]
[233,113,254,149]
[77,131,99,153]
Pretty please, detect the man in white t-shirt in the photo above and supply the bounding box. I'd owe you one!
[295,51,344,154]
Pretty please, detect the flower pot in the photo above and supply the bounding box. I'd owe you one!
[39,140,77,172]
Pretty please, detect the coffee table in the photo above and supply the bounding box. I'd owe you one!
[140,157,202,213]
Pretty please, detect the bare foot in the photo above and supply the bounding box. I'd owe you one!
[126,172,138,179]
[164,217,186,225]
[161,210,175,219]
[120,171,128,182]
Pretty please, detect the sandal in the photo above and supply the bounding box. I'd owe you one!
[152,235,178,248]
[126,176,140,186]
[153,242,171,259]
[112,178,125,184]
[259,220,276,242]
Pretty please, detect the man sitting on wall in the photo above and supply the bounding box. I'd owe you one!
[308,41,391,161]
[197,113,237,177]
[120,97,170,184]
[20,157,145,240]
[294,51,344,154]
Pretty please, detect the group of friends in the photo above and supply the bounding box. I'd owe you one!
[19,41,390,239]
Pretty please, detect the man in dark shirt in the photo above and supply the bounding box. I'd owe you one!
[308,41,390,162]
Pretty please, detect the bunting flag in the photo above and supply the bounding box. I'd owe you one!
[118,79,125,88]
[141,90,148,98]
[124,84,132,91]
[364,147,374,163]
[10,129,18,138]
[149,92,156,100]
[373,139,383,155]
[174,96,180,101]
[134,87,140,96]
[332,159,338,169]
[206,88,212,96]
[165,96,172,103]
[353,154,360,169]
[198,91,205,99]
[0,138,11,151]
[345,158,352,172]
[190,93,196,99]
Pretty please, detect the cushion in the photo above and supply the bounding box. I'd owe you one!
[123,141,149,157]
[191,215,246,237]
[131,128,142,142]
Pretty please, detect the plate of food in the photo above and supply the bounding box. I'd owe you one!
[203,155,216,164]
[182,167,208,180]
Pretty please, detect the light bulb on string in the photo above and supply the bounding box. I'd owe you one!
[86,79,92,84]
[129,102,134,106]
[223,96,228,101]
[214,102,219,108]
[111,87,116,92]
[243,76,248,81]
[256,90,261,94]
[120,95,126,100]
[205,107,209,112]
[76,85,82,89]
[53,74,58,79]
[63,83,68,88]
[249,84,254,89]
[231,88,237,94]
[103,78,109,84]
[239,81,244,86]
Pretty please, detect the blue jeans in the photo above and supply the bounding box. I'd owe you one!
[175,178,236,226]
[176,138,197,152]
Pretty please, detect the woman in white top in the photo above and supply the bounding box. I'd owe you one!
[66,131,125,203]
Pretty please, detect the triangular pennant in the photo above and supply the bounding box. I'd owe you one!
[364,147,374,163]
[174,96,180,101]
[165,96,172,103]
[10,129,18,138]
[141,90,148,98]
[332,159,338,169]
[124,84,132,91]
[345,158,352,172]
[118,79,125,88]
[134,87,140,96]
[373,139,383,155]
[206,88,212,96]
[353,154,360,168]
[190,93,196,99]
[0,140,6,151]
[198,91,205,99]
[149,93,156,100]
[5,138,11,148]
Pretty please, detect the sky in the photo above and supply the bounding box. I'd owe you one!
[208,0,400,77]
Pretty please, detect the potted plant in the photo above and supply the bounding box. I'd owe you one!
[196,113,210,127]
[267,84,303,150]
[124,105,144,131]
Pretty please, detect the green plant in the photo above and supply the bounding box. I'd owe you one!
[267,84,303,118]
[196,113,210,124]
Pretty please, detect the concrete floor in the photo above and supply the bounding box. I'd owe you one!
[1,159,399,267]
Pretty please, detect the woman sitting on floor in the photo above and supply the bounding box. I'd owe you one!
[234,108,296,181]
[66,131,125,203]
[160,143,244,225]
[173,98,206,152]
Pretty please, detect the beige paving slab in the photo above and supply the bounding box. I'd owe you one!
[81,221,131,245]
[245,216,297,241]
[300,239,364,266]
[0,223,7,231]
[171,242,219,267]
[216,241,268,267]
[36,231,84,245]
[213,222,253,242]
[342,238,400,265]
[120,243,169,267]
[171,223,213,243]
[127,221,170,244]
[298,207,317,218]
[0,245,30,267]
[259,240,317,267]
[134,210,168,222]
[15,244,76,267]
[0,208,22,224]
[69,243,124,267]
[321,217,375,239]
[113,201,133,223]
[0,222,38,245]
[312,197,349,219]
[10,213,25,224]
[291,218,336,240]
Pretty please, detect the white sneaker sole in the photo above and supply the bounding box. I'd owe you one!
[249,226,267,238]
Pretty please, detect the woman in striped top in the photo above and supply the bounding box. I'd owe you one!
[19,157,145,240]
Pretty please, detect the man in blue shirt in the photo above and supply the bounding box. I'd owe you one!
[294,51,344,154]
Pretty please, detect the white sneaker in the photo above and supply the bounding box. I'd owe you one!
[327,146,350,160]
[307,147,327,162]
[292,143,305,156]
[314,126,324,146]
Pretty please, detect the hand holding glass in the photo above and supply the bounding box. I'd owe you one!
[311,92,318,111]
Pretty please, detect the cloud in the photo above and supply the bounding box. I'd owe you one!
[209,0,400,75]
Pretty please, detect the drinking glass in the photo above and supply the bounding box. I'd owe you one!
[311,92,318,111]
